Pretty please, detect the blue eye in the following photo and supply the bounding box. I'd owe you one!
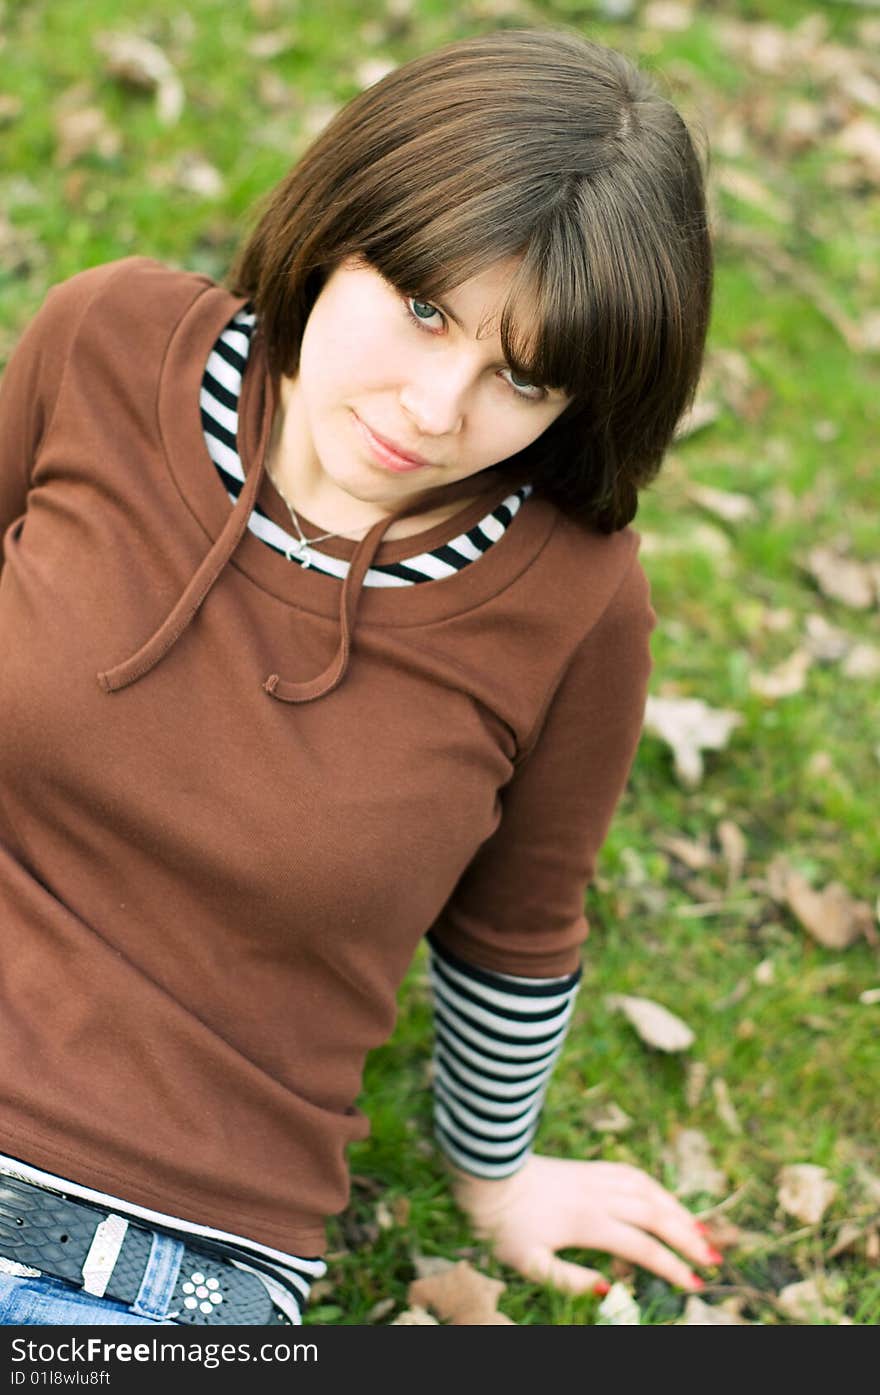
[410,298,440,324]
[499,368,546,401]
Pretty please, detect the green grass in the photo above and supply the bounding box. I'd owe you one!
[2,0,878,1326]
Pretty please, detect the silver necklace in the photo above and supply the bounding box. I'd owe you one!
[269,469,373,569]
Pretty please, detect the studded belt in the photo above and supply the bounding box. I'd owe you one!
[0,1175,293,1325]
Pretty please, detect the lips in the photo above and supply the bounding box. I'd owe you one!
[355,414,436,471]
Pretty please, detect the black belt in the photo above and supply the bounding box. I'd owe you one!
[0,1175,294,1325]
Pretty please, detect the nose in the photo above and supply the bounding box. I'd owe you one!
[398,366,468,439]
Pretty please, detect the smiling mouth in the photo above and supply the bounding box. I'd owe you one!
[354,414,439,472]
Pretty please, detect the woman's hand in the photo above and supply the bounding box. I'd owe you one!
[447,1152,722,1296]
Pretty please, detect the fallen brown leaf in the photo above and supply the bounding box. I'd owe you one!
[643,695,744,789]
[605,994,695,1052]
[828,1220,866,1259]
[804,545,877,609]
[391,1305,439,1325]
[777,1275,847,1324]
[657,833,716,872]
[748,647,813,699]
[584,1099,633,1133]
[408,1260,515,1325]
[93,31,184,126]
[666,1128,728,1199]
[766,856,877,949]
[681,1294,747,1324]
[717,819,748,885]
[777,1164,838,1225]
[685,1059,708,1110]
[596,1282,641,1324]
[712,1077,743,1135]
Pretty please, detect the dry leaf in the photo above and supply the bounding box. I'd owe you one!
[681,1294,746,1324]
[717,820,747,884]
[355,58,396,88]
[777,1276,847,1324]
[754,958,775,986]
[828,1220,866,1259]
[673,397,721,441]
[803,612,853,662]
[768,857,877,950]
[685,483,759,525]
[584,1099,633,1133]
[171,153,224,198]
[657,834,715,871]
[366,1296,397,1322]
[834,116,880,183]
[666,1129,727,1198]
[410,1254,455,1280]
[408,1260,515,1325]
[93,32,184,126]
[858,987,880,1005]
[643,695,744,789]
[642,2,693,31]
[777,1164,838,1225]
[391,1305,440,1325]
[749,648,813,699]
[685,1059,708,1110]
[596,1282,641,1325]
[53,101,122,168]
[606,994,695,1052]
[853,1161,880,1207]
[712,1077,743,1135]
[247,29,298,60]
[716,165,792,222]
[804,546,876,609]
[0,95,23,126]
[842,643,880,680]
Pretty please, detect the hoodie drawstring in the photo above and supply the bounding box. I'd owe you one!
[97,322,524,705]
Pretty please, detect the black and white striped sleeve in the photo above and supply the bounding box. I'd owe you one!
[425,930,582,1178]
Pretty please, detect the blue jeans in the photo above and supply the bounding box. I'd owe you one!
[0,1231,183,1325]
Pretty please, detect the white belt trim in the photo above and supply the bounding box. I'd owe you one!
[81,1213,129,1296]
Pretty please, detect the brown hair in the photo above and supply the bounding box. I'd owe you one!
[225,26,713,534]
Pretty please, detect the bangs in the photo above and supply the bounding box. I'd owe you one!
[362,219,593,400]
[365,179,695,420]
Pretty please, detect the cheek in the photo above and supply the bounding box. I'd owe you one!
[302,319,403,403]
[486,409,556,459]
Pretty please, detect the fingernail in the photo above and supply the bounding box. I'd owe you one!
[593,1280,611,1297]
[705,1246,724,1265]
[690,1273,705,1290]
[695,1221,710,1235]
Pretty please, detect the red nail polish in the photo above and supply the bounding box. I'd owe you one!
[690,1273,705,1290]
[706,1247,724,1265]
[695,1221,710,1234]
[593,1280,611,1297]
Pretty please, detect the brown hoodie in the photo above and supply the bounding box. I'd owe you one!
[0,257,656,1255]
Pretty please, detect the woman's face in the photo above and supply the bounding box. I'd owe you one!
[278,253,572,523]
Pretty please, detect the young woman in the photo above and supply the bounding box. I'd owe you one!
[0,27,714,1326]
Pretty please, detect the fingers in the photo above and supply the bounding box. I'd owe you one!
[518,1247,607,1297]
[587,1165,719,1271]
[594,1218,703,1292]
[613,1185,719,1272]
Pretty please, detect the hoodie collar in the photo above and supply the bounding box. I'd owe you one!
[98,310,535,704]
